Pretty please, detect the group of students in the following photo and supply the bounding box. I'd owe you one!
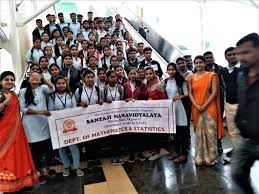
[0,11,244,193]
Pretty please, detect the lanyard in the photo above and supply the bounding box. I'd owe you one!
[56,93,67,108]
[83,86,94,104]
[108,85,118,101]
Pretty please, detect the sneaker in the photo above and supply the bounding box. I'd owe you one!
[76,168,84,177]
[112,157,124,165]
[47,169,56,177]
[136,153,146,161]
[88,160,102,168]
[63,168,70,177]
[38,175,47,185]
[148,148,169,161]
[128,154,135,163]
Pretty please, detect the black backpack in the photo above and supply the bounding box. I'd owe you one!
[77,85,100,104]
[103,84,123,101]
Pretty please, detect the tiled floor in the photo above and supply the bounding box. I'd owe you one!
[18,129,259,194]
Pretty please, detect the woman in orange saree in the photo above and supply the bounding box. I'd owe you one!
[188,56,224,166]
[0,71,38,192]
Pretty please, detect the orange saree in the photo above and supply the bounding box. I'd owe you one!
[0,92,38,192]
[188,72,224,165]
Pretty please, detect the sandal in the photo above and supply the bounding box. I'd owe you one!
[167,153,179,160]
[173,155,187,163]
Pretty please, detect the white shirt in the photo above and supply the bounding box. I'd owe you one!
[165,79,188,126]
[48,92,77,111]
[106,84,123,101]
[97,29,107,42]
[41,41,53,50]
[42,70,51,81]
[49,23,57,34]
[82,29,91,41]
[69,22,81,39]
[75,84,99,105]
[25,48,44,65]
[19,85,55,143]
[58,22,68,34]
[38,28,44,37]
[72,57,82,70]
[56,56,63,69]
[48,56,56,66]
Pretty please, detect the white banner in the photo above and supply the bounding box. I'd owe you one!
[48,100,175,149]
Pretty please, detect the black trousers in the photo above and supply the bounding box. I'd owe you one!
[175,126,189,155]
[29,139,53,170]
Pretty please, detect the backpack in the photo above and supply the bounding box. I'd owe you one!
[103,84,123,101]
[77,85,100,104]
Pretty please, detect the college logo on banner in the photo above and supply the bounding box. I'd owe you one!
[63,119,78,134]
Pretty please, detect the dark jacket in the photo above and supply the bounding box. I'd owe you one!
[32,27,44,41]
[221,67,240,104]
[139,59,163,79]
[60,67,81,93]
[44,24,62,37]
[124,59,140,74]
[235,70,259,143]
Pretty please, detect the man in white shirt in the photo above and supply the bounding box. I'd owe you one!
[69,13,81,39]
[176,57,193,80]
[96,20,107,42]
[57,12,68,35]
[32,19,44,41]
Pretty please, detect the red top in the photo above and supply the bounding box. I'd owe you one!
[147,78,167,100]
[123,80,148,100]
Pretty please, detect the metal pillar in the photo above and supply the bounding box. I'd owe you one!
[199,0,206,50]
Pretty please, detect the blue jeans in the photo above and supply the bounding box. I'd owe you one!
[231,138,259,194]
[59,144,80,169]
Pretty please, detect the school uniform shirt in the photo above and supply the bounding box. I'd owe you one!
[49,24,58,34]
[75,84,99,105]
[165,79,188,126]
[48,92,77,111]
[66,39,75,48]
[118,59,127,69]
[41,41,53,50]
[72,57,82,70]
[56,56,63,69]
[82,29,91,41]
[96,29,107,42]
[77,42,83,51]
[105,84,124,101]
[137,53,145,62]
[101,56,111,70]
[25,48,44,65]
[88,67,98,84]
[58,22,68,34]
[48,56,56,66]
[69,22,81,39]
[42,69,51,81]
[96,81,106,91]
[19,85,55,143]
